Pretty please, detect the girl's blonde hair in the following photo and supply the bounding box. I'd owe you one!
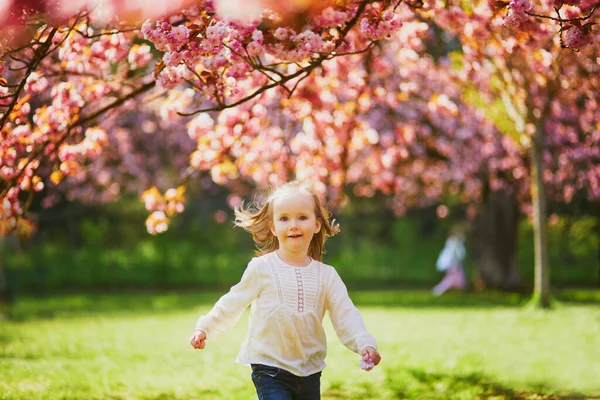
[234,181,340,261]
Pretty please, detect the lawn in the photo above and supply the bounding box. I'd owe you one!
[1,290,599,399]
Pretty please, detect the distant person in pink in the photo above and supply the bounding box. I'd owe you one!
[433,226,467,296]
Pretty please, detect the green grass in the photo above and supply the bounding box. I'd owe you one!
[1,290,599,399]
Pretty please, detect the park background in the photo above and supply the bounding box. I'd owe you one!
[2,190,600,294]
[1,0,600,399]
[2,189,599,400]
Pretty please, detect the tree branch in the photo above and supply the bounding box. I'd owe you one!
[178,0,371,116]
[0,28,58,131]
[1,80,156,199]
[526,2,599,22]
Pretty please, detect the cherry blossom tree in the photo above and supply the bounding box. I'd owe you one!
[1,0,407,239]
[162,18,527,288]
[432,0,600,307]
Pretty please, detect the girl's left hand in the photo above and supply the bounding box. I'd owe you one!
[361,347,381,370]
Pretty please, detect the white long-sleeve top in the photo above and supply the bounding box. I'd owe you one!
[195,251,377,377]
[435,236,466,271]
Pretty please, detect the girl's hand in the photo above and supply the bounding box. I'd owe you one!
[360,347,381,371]
[190,330,207,350]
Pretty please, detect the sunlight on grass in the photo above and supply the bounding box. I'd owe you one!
[1,290,599,399]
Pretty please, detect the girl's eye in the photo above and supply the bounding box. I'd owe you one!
[299,216,308,220]
[279,216,288,221]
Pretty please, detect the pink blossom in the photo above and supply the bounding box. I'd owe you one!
[360,353,375,371]
[382,11,396,22]
[163,51,183,67]
[246,41,263,56]
[25,72,48,94]
[510,0,534,13]
[274,27,292,41]
[85,127,108,147]
[206,23,229,41]
[188,113,215,140]
[360,18,377,39]
[156,66,185,89]
[563,25,593,49]
[504,0,534,25]
[167,25,190,51]
[251,29,263,43]
[315,7,350,26]
[141,19,154,37]
[128,44,153,69]
[228,39,244,53]
[294,30,323,52]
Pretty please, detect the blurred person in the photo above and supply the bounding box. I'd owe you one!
[190,181,381,400]
[433,225,467,296]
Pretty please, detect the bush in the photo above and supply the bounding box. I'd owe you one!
[6,198,599,294]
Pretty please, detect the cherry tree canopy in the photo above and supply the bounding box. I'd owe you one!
[1,0,598,239]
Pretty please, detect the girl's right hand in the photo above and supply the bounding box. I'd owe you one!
[190,330,207,350]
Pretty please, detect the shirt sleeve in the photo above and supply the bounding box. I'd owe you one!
[325,267,378,354]
[194,258,262,338]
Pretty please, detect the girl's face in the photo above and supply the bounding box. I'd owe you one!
[269,189,322,263]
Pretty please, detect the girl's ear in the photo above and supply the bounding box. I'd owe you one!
[315,218,322,233]
[269,220,276,236]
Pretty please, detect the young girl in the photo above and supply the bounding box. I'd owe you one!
[190,181,381,399]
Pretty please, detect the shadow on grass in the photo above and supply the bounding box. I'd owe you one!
[392,368,594,400]
[85,389,221,400]
[321,367,597,399]
[5,291,222,322]
[351,289,600,309]
[139,389,220,400]
[350,290,529,309]
[6,289,599,322]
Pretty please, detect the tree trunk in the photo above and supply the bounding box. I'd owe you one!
[0,245,6,319]
[597,214,600,286]
[530,124,551,308]
[472,190,522,289]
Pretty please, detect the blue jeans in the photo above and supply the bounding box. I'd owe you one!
[251,364,321,400]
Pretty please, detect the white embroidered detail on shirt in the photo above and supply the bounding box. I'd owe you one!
[295,268,304,313]
[270,253,320,314]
